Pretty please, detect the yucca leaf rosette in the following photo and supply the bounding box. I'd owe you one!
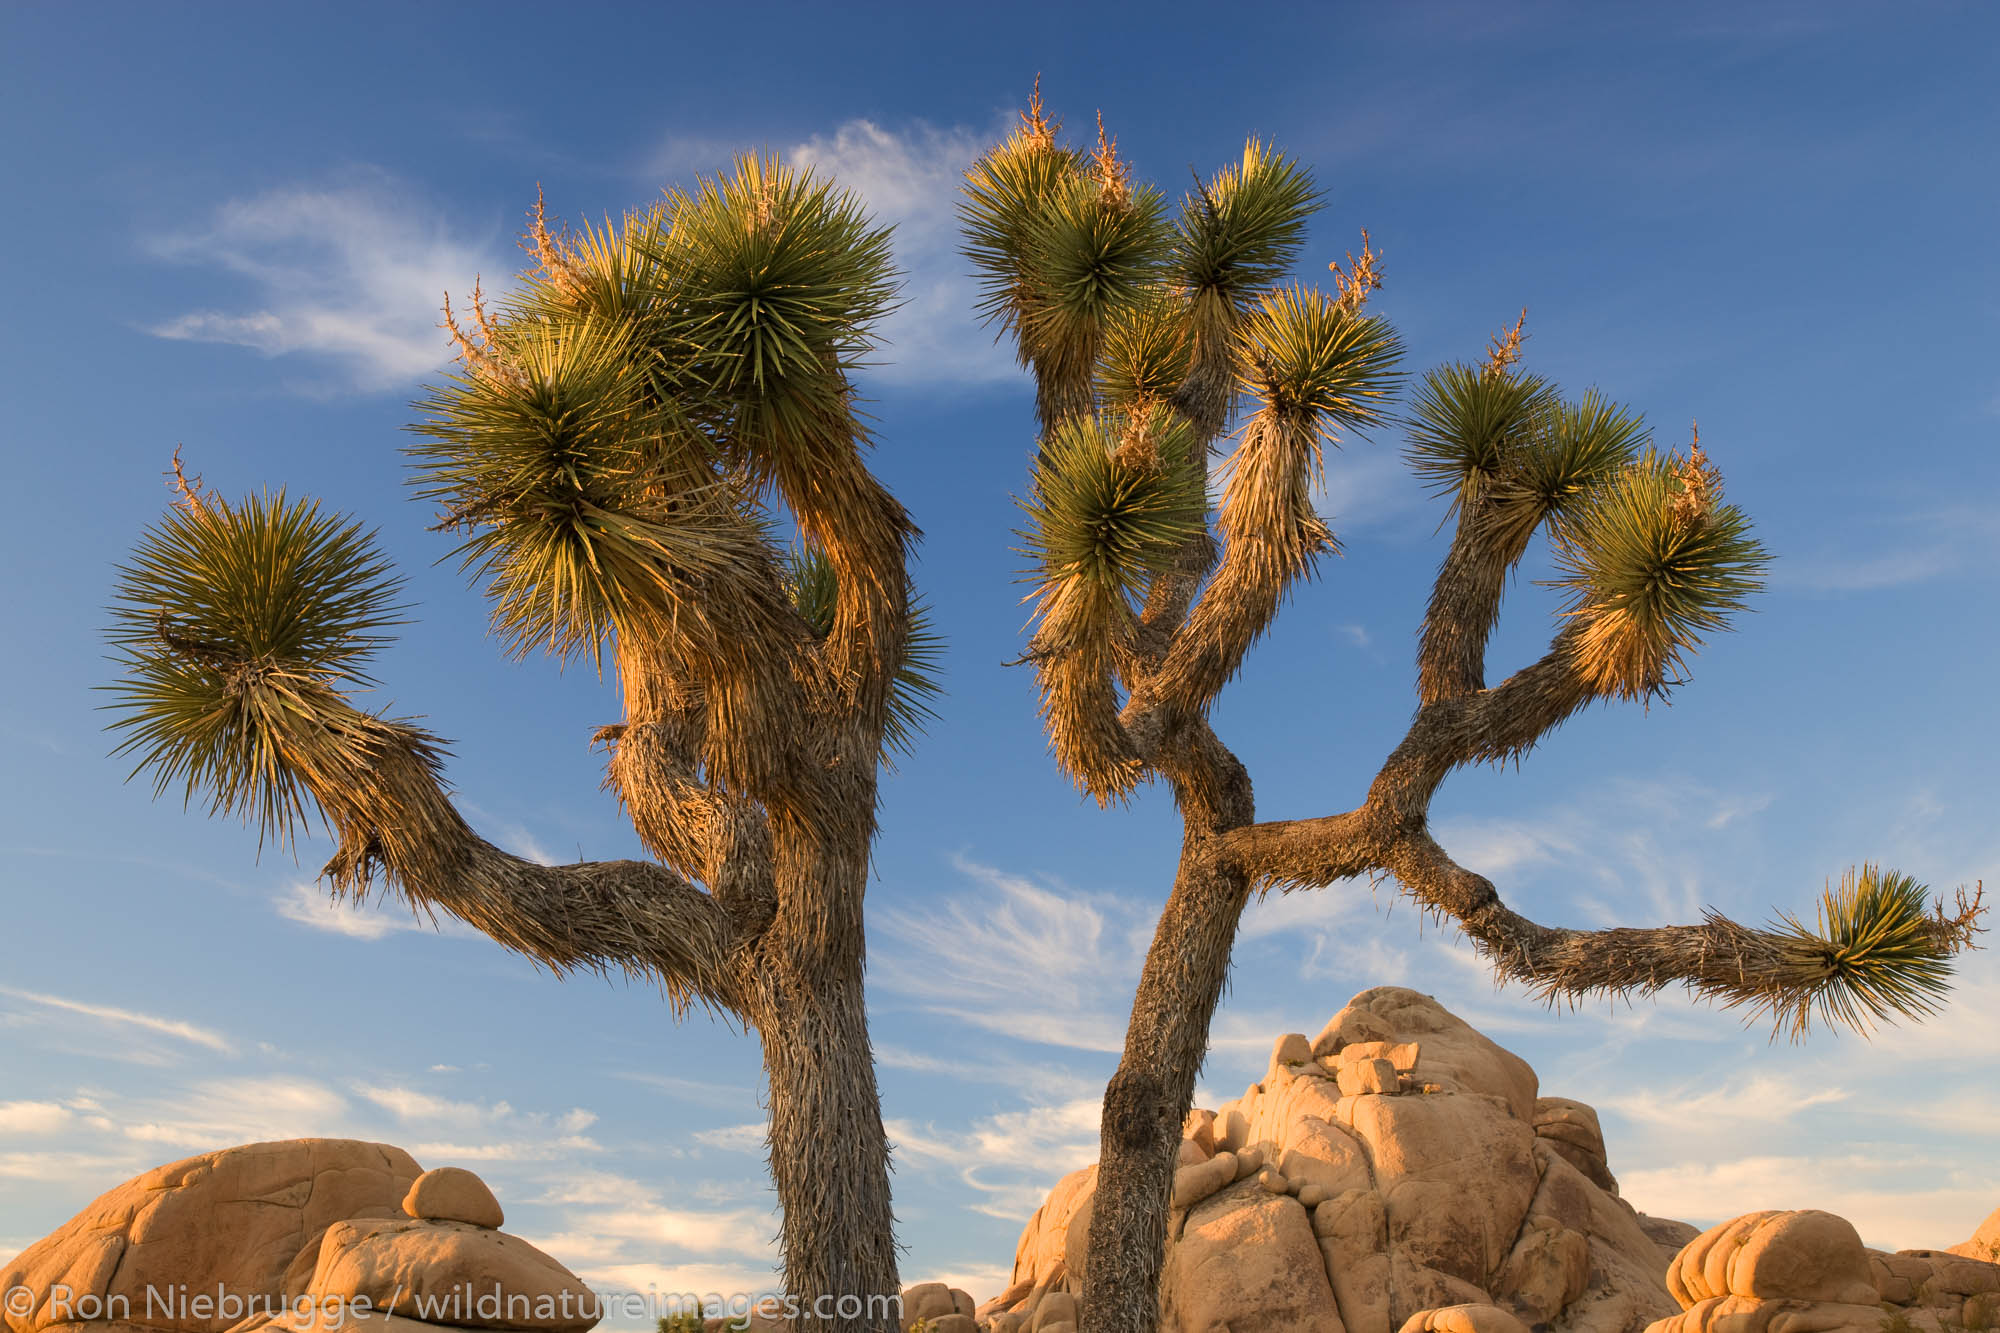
[105,490,416,846]
[410,317,770,669]
[1020,404,1207,796]
[1545,443,1765,700]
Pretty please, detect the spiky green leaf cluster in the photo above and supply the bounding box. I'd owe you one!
[652,154,898,462]
[1549,448,1767,697]
[1175,139,1320,330]
[1238,286,1404,432]
[1765,865,1960,1036]
[1404,364,1561,514]
[959,128,1083,338]
[104,492,408,843]
[1097,292,1195,408]
[1021,406,1209,602]
[410,319,762,666]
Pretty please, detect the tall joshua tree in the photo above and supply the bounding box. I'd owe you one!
[106,157,935,1333]
[960,92,1986,1333]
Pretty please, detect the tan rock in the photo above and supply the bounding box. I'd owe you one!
[1029,1290,1076,1329]
[401,1167,502,1230]
[921,1317,977,1333]
[1338,1059,1401,1097]
[1184,1108,1218,1155]
[254,1308,471,1333]
[1649,1293,1891,1333]
[1533,1097,1619,1196]
[1669,1211,1877,1307]
[0,1139,420,1333]
[1216,1106,1250,1153]
[1272,1033,1316,1077]
[1061,1188,1096,1287]
[1396,1303,1532,1333]
[305,1218,598,1332]
[901,1280,955,1327]
[1173,1153,1237,1210]
[1950,1206,2000,1263]
[1176,1138,1209,1167]
[1340,1042,1422,1073]
[1315,988,1538,1123]
[1346,1092,1538,1286]
[1493,1216,1590,1324]
[1638,1214,1702,1265]
[1162,1180,1345,1333]
[1316,1189,1392,1333]
[990,990,1678,1333]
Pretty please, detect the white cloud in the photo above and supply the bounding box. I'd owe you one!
[1772,504,2000,593]
[0,985,234,1055]
[691,1123,768,1154]
[274,880,451,941]
[0,1102,72,1135]
[790,118,1023,390]
[889,1093,1103,1221]
[1621,1152,1995,1251]
[118,1075,351,1149]
[1598,1072,1849,1131]
[145,169,505,392]
[875,855,1149,1053]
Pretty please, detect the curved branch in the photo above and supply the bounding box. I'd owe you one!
[1416,505,1538,703]
[1151,412,1329,713]
[606,643,777,942]
[1379,830,1984,1037]
[302,705,748,1019]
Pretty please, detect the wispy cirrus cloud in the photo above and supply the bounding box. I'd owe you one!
[875,855,1149,1053]
[143,168,507,393]
[1772,503,2000,592]
[0,984,234,1055]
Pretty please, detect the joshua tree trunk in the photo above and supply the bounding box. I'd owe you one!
[754,809,902,1333]
[1084,722,1254,1333]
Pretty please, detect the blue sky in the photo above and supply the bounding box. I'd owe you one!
[3,0,1998,1310]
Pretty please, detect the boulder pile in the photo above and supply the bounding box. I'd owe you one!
[0,1140,598,1333]
[977,986,1708,1333]
[967,988,2000,1333]
[1651,1207,2000,1333]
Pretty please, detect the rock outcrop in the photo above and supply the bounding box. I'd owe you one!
[1951,1205,2000,1264]
[978,987,1686,1333]
[0,1141,598,1333]
[1649,1208,2000,1333]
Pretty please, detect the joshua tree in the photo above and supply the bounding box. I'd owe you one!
[106,157,934,1333]
[960,92,1986,1333]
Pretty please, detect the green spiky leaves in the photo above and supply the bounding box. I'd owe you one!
[1097,293,1195,408]
[959,125,1083,338]
[655,154,898,462]
[1762,865,1978,1037]
[1176,139,1320,328]
[1022,405,1209,609]
[411,319,764,667]
[1404,364,1561,515]
[105,491,409,845]
[1238,285,1404,431]
[1550,446,1767,699]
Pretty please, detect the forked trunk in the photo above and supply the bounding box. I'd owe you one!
[753,811,901,1333]
[1081,846,1251,1333]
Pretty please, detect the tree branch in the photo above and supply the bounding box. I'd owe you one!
[300,704,749,1019]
